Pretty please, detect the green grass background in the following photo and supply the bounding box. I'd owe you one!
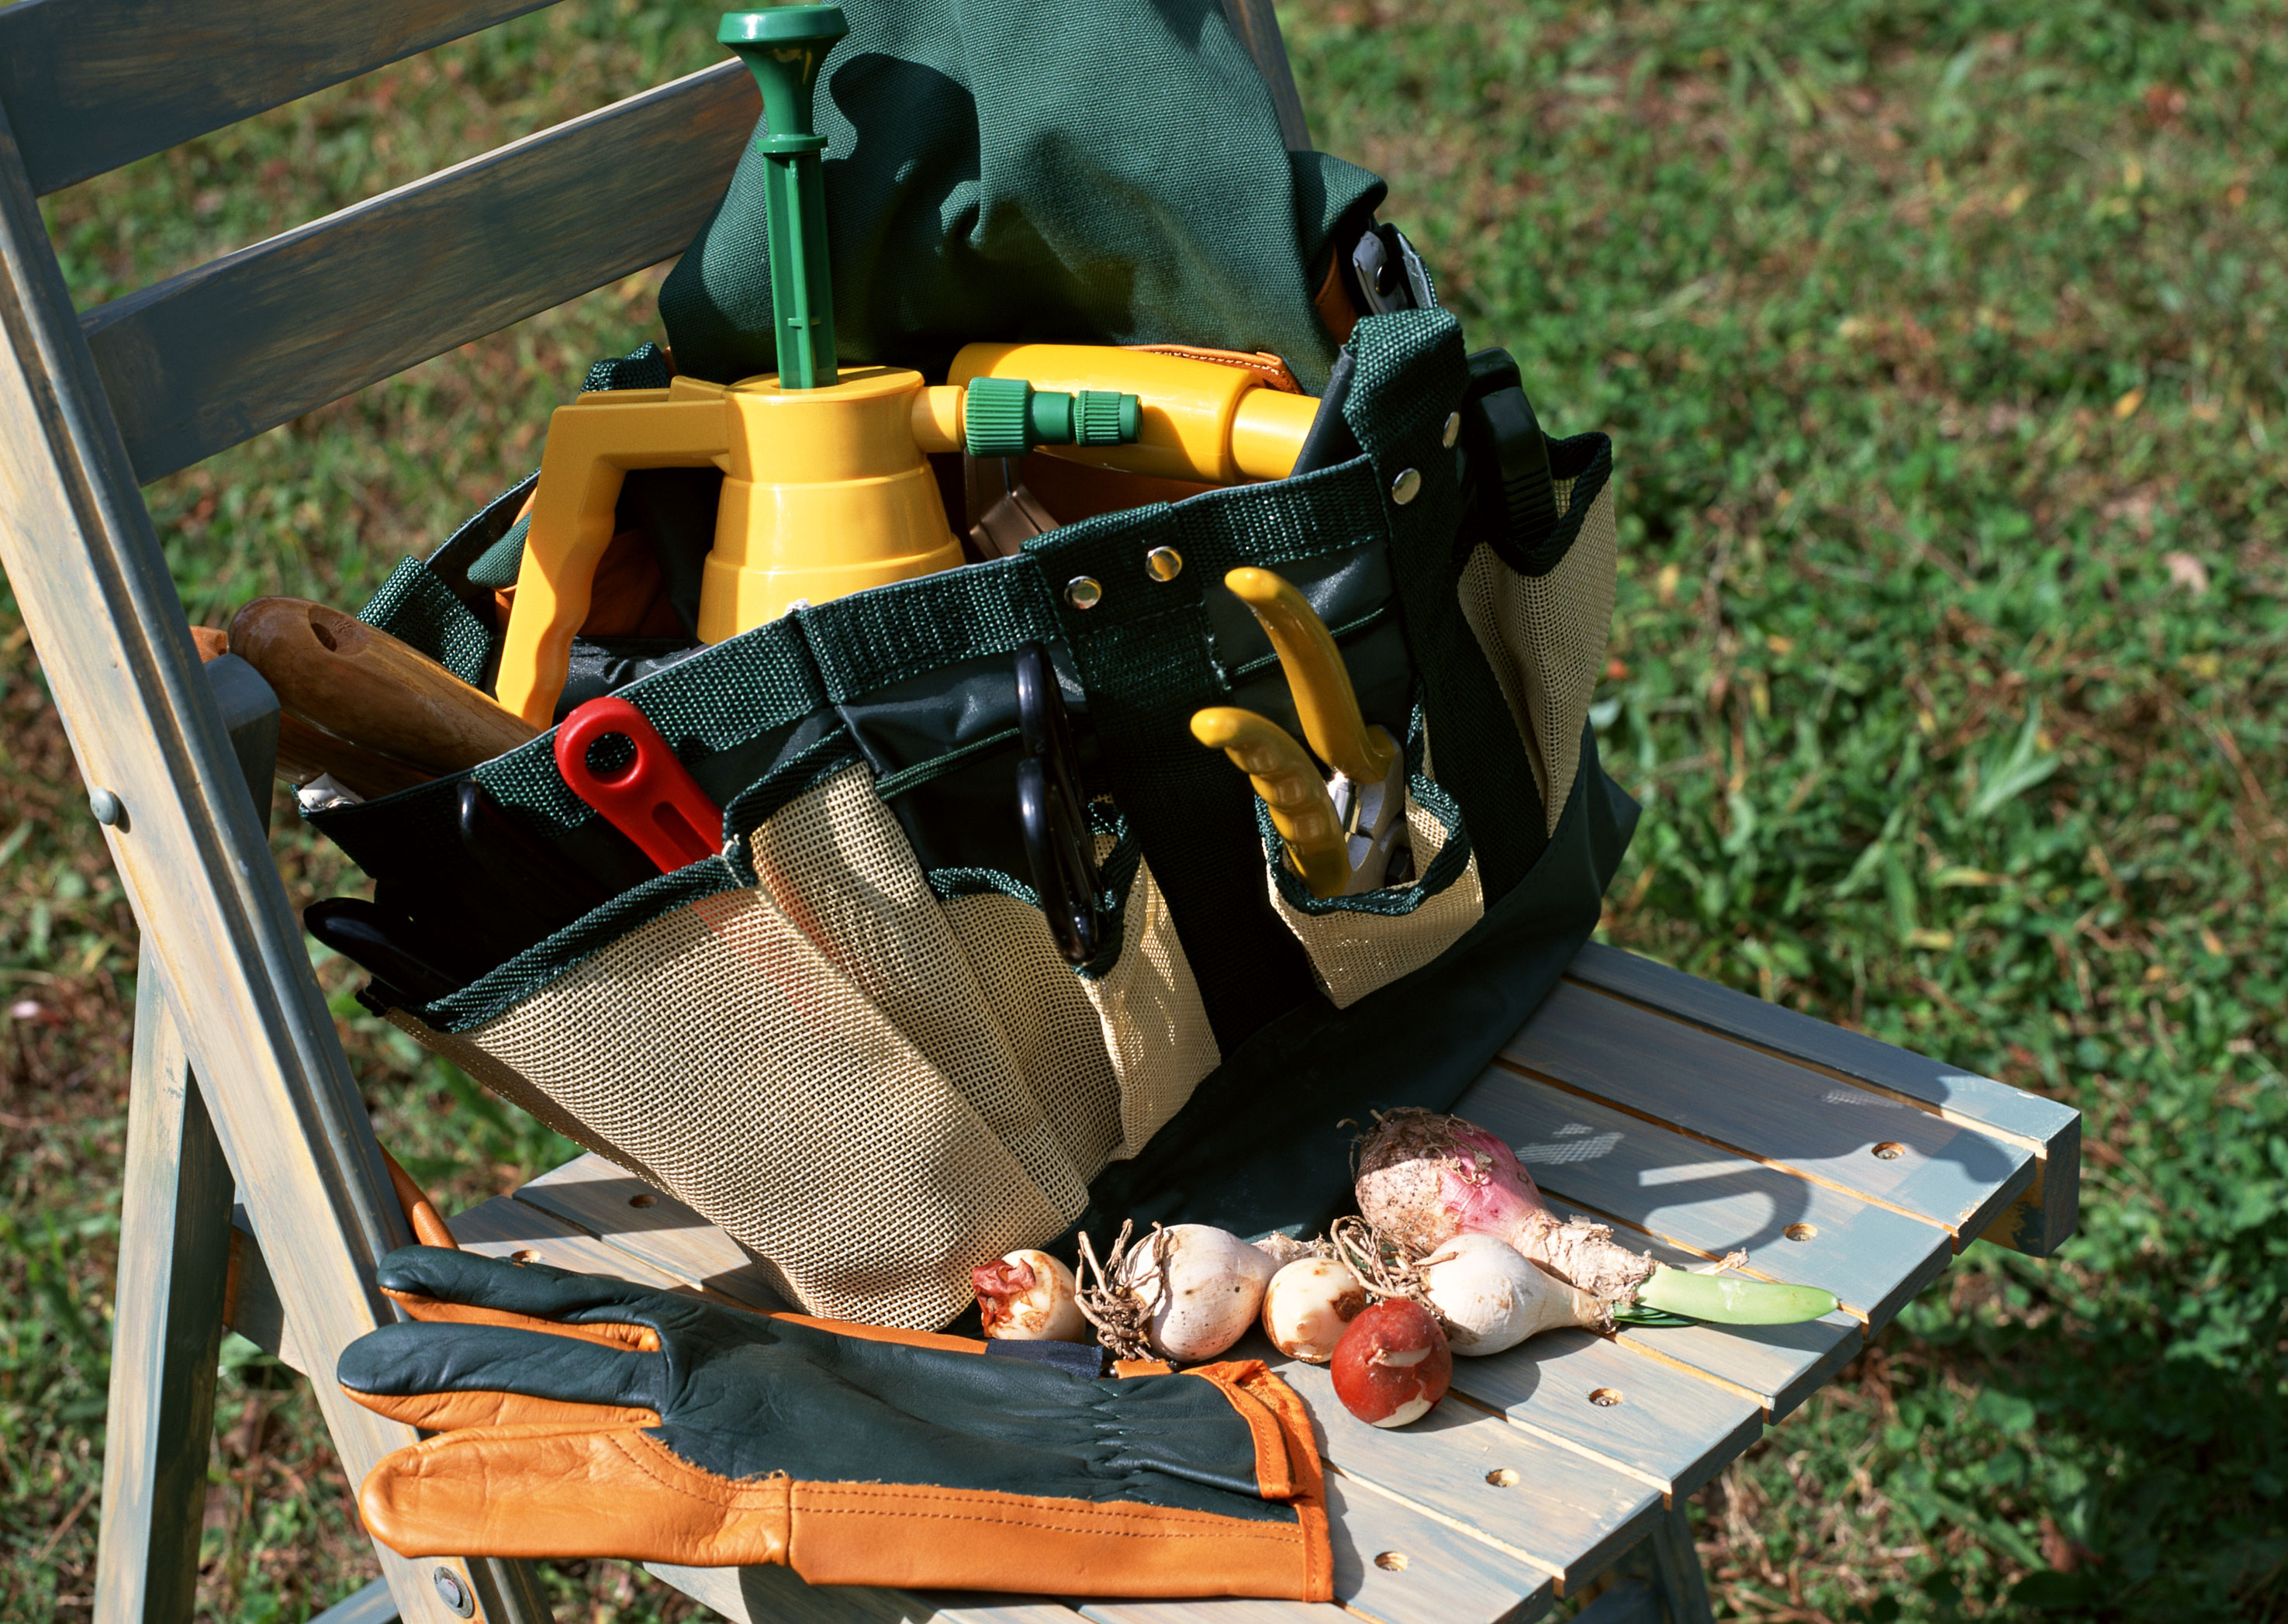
[2,0,2284,1618]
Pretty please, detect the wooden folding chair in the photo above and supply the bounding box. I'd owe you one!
[0,4,2077,1622]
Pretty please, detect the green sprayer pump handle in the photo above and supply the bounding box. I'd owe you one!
[719,6,849,389]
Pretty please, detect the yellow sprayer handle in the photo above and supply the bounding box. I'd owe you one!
[1223,568,1398,786]
[494,385,735,727]
[1190,707,1350,899]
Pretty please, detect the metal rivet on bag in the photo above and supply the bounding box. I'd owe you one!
[1066,576,1104,610]
[1441,410,1461,448]
[1390,468,1422,506]
[432,1567,475,1618]
[1145,546,1184,582]
[88,787,125,828]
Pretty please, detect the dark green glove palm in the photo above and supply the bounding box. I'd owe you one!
[338,1246,1331,1598]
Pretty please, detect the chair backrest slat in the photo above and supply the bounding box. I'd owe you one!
[85,61,754,483]
[0,0,562,197]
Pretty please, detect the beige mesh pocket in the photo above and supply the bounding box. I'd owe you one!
[389,875,1076,1329]
[745,765,1090,1220]
[385,762,1177,1330]
[938,852,1218,1165]
[1264,779,1485,1011]
[1457,475,1619,834]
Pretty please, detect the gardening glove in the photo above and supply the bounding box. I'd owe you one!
[337,1246,1332,1600]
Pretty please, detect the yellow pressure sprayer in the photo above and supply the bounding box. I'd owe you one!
[494,4,1329,727]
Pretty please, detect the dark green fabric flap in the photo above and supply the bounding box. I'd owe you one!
[658,0,1384,391]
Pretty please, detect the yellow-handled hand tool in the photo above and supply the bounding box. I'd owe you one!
[1223,568,1397,785]
[1190,707,1353,898]
[1212,568,1410,895]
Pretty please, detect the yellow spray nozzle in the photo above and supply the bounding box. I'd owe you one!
[950,344,1321,484]
[1190,706,1351,898]
[1223,567,1398,786]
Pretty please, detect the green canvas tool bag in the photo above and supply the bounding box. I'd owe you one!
[306,0,1637,1331]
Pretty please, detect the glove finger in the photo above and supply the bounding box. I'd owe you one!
[344,1380,658,1432]
[358,1422,791,1567]
[339,1320,665,1425]
[375,1245,676,1333]
[385,1287,660,1353]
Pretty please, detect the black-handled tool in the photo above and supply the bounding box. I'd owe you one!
[304,897,475,1007]
[455,780,617,927]
[1014,643,1105,966]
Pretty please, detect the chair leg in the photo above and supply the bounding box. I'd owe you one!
[1647,1501,1717,1624]
[94,971,235,1624]
[0,124,551,1622]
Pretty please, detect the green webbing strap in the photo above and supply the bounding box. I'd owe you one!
[1346,310,1547,899]
[582,340,675,395]
[465,510,531,592]
[1029,503,1315,1049]
[1541,430,1616,562]
[355,558,493,685]
[796,552,1062,700]
[472,616,829,827]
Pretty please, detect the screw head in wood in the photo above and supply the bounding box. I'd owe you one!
[432,1567,475,1618]
[1390,467,1422,506]
[1066,576,1104,610]
[88,787,124,828]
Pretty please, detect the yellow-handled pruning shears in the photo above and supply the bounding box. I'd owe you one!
[1191,568,1409,899]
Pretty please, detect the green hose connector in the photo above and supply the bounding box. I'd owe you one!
[1630,1263,1839,1325]
[719,6,848,389]
[963,377,1143,458]
[1074,389,1141,446]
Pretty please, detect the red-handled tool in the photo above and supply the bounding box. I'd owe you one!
[554,696,722,872]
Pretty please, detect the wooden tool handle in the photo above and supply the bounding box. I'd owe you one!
[274,714,435,800]
[230,597,537,775]
[195,622,437,799]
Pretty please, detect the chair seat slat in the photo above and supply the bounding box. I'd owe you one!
[1564,943,2081,1257]
[1456,1067,1953,1332]
[1543,1203,1865,1422]
[1445,1328,1764,1503]
[1505,980,2037,1245]
[79,60,755,484]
